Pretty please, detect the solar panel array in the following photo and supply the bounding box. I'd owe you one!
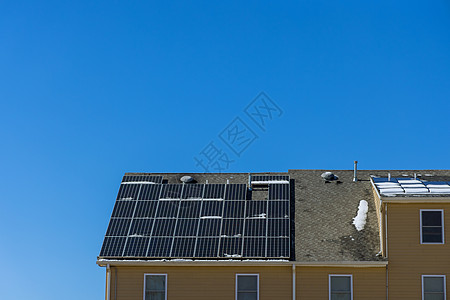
[251,175,290,182]
[100,176,291,259]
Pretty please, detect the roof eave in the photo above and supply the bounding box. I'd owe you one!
[96,259,387,268]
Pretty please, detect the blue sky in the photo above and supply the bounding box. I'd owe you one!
[1,1,449,299]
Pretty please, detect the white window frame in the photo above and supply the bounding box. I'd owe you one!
[329,274,353,300]
[143,274,167,300]
[420,209,445,244]
[236,273,259,300]
[422,275,446,300]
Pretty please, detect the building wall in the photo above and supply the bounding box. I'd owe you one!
[297,267,386,299]
[386,202,450,299]
[110,266,292,300]
[107,265,386,300]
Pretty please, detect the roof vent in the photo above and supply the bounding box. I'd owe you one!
[180,175,195,183]
[321,172,339,181]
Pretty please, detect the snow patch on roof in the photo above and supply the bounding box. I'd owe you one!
[352,200,369,231]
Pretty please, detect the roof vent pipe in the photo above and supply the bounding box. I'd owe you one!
[353,161,358,182]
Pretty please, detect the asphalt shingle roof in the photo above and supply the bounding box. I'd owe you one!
[101,169,450,262]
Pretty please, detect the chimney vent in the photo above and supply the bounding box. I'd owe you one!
[353,161,358,182]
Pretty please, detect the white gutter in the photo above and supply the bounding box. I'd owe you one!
[97,260,387,267]
[106,264,111,300]
[370,177,384,255]
[292,264,296,300]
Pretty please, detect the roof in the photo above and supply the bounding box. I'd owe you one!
[98,169,450,264]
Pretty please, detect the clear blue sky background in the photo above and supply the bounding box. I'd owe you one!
[1,1,449,299]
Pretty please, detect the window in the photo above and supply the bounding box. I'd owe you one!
[422,275,446,300]
[236,274,259,300]
[329,275,353,300]
[144,274,167,300]
[421,209,444,244]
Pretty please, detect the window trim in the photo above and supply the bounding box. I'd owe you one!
[420,209,445,244]
[143,273,167,300]
[329,274,353,300]
[236,273,259,300]
[422,275,446,300]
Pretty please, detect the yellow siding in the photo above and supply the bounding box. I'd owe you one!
[108,265,386,300]
[386,203,450,299]
[297,267,386,299]
[111,266,292,300]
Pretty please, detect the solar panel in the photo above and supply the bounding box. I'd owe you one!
[100,179,291,259]
[171,237,196,257]
[219,237,242,257]
[195,237,219,257]
[203,184,226,199]
[178,201,201,218]
[100,237,126,256]
[182,184,204,199]
[123,237,150,256]
[106,219,132,236]
[175,219,198,236]
[160,184,183,199]
[223,201,246,218]
[267,237,290,257]
[147,237,173,257]
[116,184,141,200]
[111,201,136,218]
[269,183,290,200]
[122,175,163,184]
[134,201,158,218]
[251,175,289,182]
[225,184,247,200]
[139,184,162,200]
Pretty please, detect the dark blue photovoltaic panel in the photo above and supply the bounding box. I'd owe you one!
[106,219,131,236]
[123,237,150,256]
[134,201,158,218]
[116,184,141,200]
[139,184,162,200]
[200,201,223,217]
[203,184,225,199]
[122,175,163,183]
[160,184,183,199]
[244,219,266,237]
[111,201,136,218]
[268,201,289,218]
[129,219,154,236]
[225,184,247,200]
[268,219,289,237]
[156,201,180,218]
[223,201,245,218]
[100,237,127,256]
[243,238,266,257]
[174,219,199,236]
[251,175,289,182]
[268,183,290,200]
[182,184,204,199]
[171,237,196,257]
[151,219,176,236]
[147,237,173,257]
[219,237,242,257]
[100,176,291,259]
[246,201,267,217]
[221,219,243,237]
[198,219,221,236]
[195,238,219,257]
[178,201,201,218]
[267,238,289,257]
